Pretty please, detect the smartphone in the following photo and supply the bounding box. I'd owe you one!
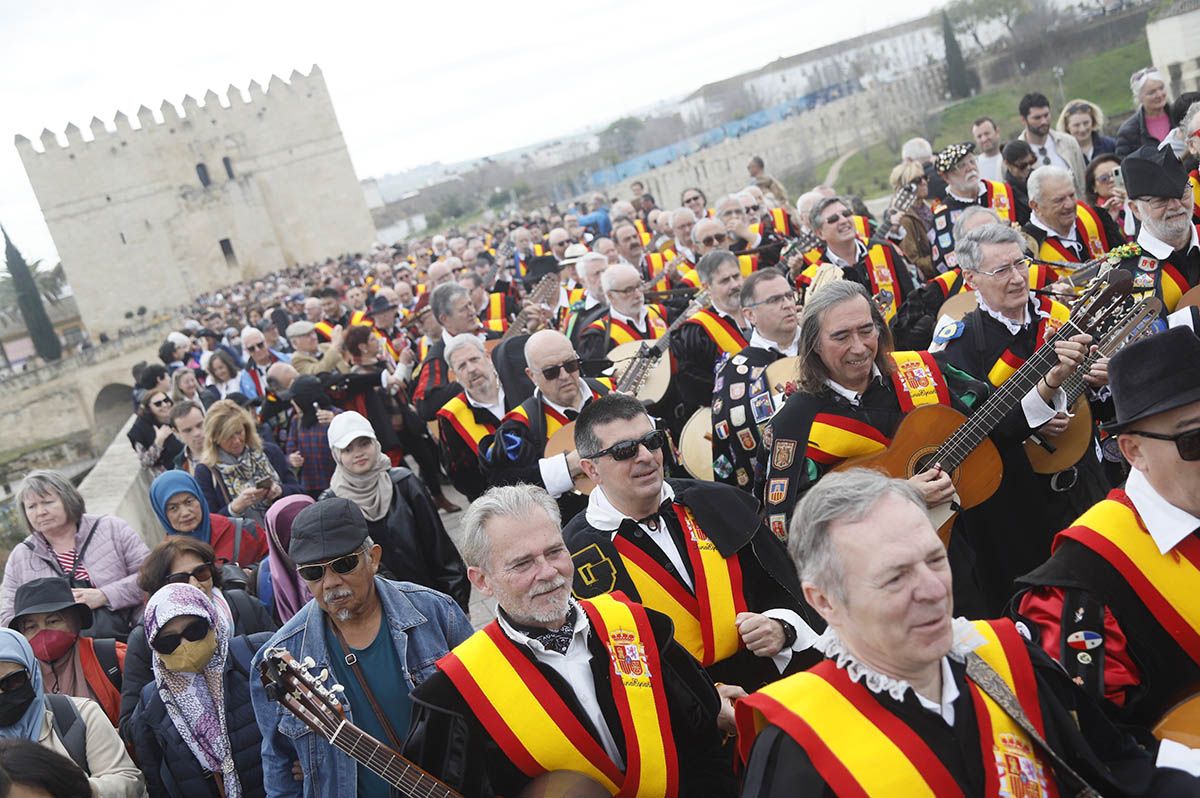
[1112,166,1125,193]
[255,477,274,490]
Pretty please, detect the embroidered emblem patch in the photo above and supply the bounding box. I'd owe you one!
[609,630,648,680]
[761,424,774,449]
[750,392,774,423]
[713,455,733,478]
[737,428,756,451]
[768,513,787,541]
[730,406,747,427]
[714,420,730,440]
[1138,256,1158,272]
[735,468,749,486]
[767,478,789,505]
[772,439,797,470]
[729,382,746,401]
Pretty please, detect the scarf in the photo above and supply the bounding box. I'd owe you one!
[150,470,213,544]
[213,445,278,524]
[264,496,315,623]
[145,584,241,798]
[0,629,46,742]
[40,643,94,707]
[328,443,393,522]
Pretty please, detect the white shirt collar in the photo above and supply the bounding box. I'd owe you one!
[586,482,675,533]
[825,240,867,270]
[946,182,986,204]
[464,385,506,420]
[1124,468,1200,555]
[583,294,602,310]
[1030,211,1077,242]
[749,327,801,357]
[540,379,591,416]
[1137,220,1200,260]
[975,290,1035,335]
[496,597,590,656]
[610,305,649,328]
[824,363,882,405]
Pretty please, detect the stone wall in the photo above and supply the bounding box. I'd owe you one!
[77,415,162,548]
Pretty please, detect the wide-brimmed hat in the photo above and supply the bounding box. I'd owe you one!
[559,243,590,267]
[934,141,976,174]
[9,577,93,630]
[1102,326,1200,431]
[364,294,399,317]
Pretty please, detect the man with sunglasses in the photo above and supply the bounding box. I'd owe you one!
[565,393,823,725]
[691,217,729,259]
[1108,146,1200,315]
[1014,326,1200,729]
[717,194,783,271]
[710,270,801,493]
[480,329,612,523]
[238,325,291,401]
[251,498,472,798]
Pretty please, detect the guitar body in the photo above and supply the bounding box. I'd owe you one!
[607,340,671,404]
[764,357,801,396]
[1178,284,1200,311]
[937,290,977,323]
[1154,693,1200,748]
[834,404,1003,542]
[544,421,594,495]
[678,407,713,481]
[1023,396,1093,474]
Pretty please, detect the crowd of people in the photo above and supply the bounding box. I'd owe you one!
[0,66,1199,796]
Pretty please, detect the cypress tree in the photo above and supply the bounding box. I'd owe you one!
[942,11,971,100]
[2,226,62,362]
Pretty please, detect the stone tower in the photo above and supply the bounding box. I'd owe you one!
[15,65,376,335]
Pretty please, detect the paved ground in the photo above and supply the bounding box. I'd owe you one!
[434,483,496,629]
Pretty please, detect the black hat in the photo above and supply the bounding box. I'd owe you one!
[1121,145,1189,199]
[934,141,975,174]
[289,498,369,565]
[9,577,93,630]
[277,374,329,407]
[364,294,399,317]
[1103,326,1200,431]
[522,254,562,289]
[196,327,220,340]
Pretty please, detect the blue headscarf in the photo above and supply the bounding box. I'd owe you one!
[150,470,213,544]
[0,628,46,741]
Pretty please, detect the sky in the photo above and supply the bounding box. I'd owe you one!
[0,0,943,266]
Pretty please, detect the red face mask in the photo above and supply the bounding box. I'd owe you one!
[29,629,78,663]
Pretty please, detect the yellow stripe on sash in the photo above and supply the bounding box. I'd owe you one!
[622,557,704,660]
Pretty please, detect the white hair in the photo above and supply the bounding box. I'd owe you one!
[444,332,485,366]
[1026,165,1075,205]
[902,137,933,162]
[459,485,561,569]
[600,261,640,294]
[1131,68,1167,104]
[577,253,608,281]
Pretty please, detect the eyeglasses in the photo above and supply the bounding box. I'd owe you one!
[1121,427,1200,461]
[297,550,366,583]
[684,195,703,204]
[1014,159,1038,170]
[1038,146,1050,166]
[1140,191,1190,210]
[700,232,728,247]
[743,204,761,214]
[151,397,174,408]
[823,209,854,226]
[1095,174,1115,184]
[608,284,641,296]
[0,670,30,694]
[972,257,1031,280]
[152,617,211,655]
[538,358,581,381]
[165,563,215,586]
[586,429,667,461]
[246,342,267,351]
[745,290,797,309]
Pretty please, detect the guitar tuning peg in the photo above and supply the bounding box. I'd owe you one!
[301,657,316,669]
[331,683,345,693]
[318,669,330,682]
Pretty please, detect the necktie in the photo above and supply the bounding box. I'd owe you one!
[563,408,579,421]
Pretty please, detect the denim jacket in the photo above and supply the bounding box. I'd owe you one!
[250,577,473,797]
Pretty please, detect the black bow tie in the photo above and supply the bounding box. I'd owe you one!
[632,499,675,533]
[563,408,579,421]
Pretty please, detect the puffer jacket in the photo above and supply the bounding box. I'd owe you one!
[0,514,150,626]
[131,632,272,798]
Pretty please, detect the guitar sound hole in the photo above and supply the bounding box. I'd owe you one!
[912,451,939,477]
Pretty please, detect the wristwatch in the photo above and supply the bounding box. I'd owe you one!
[776,618,798,649]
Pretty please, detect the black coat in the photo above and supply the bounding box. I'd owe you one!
[131,632,274,798]
[1115,106,1169,158]
[118,587,276,740]
[322,468,470,612]
[128,414,185,471]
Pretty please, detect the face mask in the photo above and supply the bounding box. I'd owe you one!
[0,682,36,727]
[157,631,217,674]
[29,629,77,663]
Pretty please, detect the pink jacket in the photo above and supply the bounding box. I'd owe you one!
[0,513,150,626]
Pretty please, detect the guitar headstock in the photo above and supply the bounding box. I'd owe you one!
[259,648,348,741]
[782,230,823,264]
[1068,269,1134,339]
[893,181,920,214]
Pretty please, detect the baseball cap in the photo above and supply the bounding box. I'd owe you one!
[327,411,377,450]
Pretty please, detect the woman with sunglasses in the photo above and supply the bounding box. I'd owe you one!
[130,584,271,798]
[320,412,470,612]
[117,537,275,740]
[1084,154,1132,235]
[0,629,143,797]
[127,390,185,475]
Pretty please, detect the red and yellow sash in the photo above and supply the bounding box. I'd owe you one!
[983,180,1016,223]
[436,394,497,454]
[484,293,509,326]
[852,215,872,239]
[1034,204,1109,280]
[438,593,679,797]
[888,351,952,412]
[313,320,335,342]
[864,243,903,322]
[737,253,759,277]
[985,297,1070,387]
[770,207,793,238]
[595,307,668,348]
[737,619,1058,798]
[1055,490,1200,665]
[635,219,652,246]
[684,309,748,355]
[350,309,370,326]
[804,413,891,466]
[1162,263,1191,312]
[930,268,970,299]
[612,505,747,667]
[1191,171,1200,220]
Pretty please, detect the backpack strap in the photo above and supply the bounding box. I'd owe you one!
[231,517,244,565]
[91,638,122,690]
[45,694,89,774]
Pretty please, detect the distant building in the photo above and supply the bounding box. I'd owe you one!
[15,66,375,336]
[1147,2,1200,97]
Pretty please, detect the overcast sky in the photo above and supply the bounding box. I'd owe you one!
[1,0,943,266]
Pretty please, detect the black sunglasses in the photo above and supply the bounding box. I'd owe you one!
[0,670,29,694]
[824,209,854,226]
[151,397,174,408]
[246,342,267,351]
[1038,146,1051,166]
[1122,427,1200,461]
[539,358,581,381]
[152,617,211,655]
[701,232,728,247]
[587,429,667,462]
[298,551,365,583]
[165,563,215,586]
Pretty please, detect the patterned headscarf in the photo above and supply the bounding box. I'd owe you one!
[264,495,315,623]
[145,584,241,798]
[0,629,45,741]
[150,470,213,544]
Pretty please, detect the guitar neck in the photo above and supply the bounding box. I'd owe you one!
[615,299,707,394]
[330,720,461,797]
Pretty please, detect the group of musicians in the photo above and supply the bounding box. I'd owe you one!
[291,143,1200,797]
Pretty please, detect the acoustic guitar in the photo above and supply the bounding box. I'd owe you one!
[834,272,1133,542]
[1023,297,1161,474]
[1179,284,1200,311]
[485,266,564,353]
[1154,693,1200,748]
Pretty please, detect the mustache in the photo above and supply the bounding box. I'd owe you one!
[531,576,567,598]
[324,588,353,603]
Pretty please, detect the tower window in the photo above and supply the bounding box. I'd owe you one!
[219,238,238,268]
[196,163,211,187]
[223,157,235,179]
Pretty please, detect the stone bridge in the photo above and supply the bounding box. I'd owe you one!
[0,319,177,463]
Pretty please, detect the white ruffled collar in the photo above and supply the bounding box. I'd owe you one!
[814,617,985,702]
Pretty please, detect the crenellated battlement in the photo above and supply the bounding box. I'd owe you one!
[13,64,326,154]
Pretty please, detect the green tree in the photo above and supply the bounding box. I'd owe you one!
[599,117,645,159]
[2,226,62,362]
[942,11,971,100]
